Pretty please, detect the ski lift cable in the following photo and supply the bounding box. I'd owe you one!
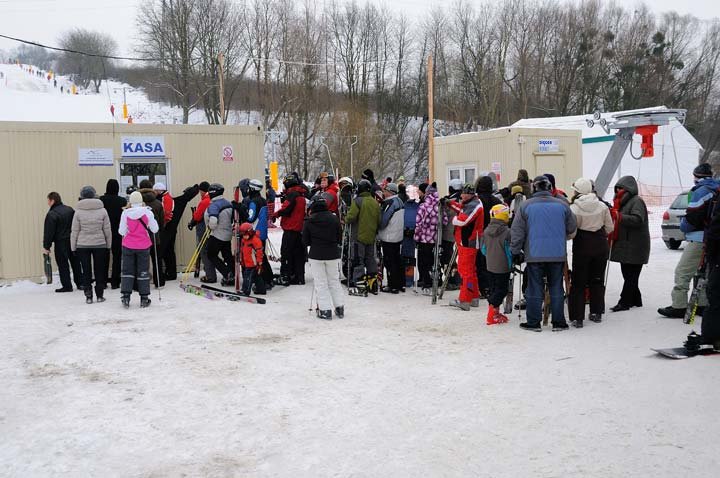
[0,33,406,67]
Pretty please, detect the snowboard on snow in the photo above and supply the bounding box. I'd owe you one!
[43,253,52,284]
[652,347,720,360]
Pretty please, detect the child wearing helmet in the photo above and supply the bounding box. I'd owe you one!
[239,222,264,296]
[480,204,512,324]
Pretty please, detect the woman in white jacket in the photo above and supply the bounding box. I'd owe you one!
[568,178,614,327]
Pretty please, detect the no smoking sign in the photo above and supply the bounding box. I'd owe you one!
[222,145,234,162]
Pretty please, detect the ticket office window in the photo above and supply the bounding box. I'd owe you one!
[118,160,169,195]
[448,166,476,186]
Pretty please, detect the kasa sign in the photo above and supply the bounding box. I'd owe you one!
[121,136,166,158]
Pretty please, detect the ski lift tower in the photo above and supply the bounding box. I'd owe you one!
[587,108,686,198]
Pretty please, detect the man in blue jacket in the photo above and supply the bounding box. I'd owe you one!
[659,163,720,318]
[511,176,577,331]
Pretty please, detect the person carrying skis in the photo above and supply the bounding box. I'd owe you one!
[119,191,159,308]
[446,183,484,311]
[238,222,264,296]
[188,181,214,281]
[204,183,235,287]
[568,178,614,328]
[44,192,83,292]
[481,204,512,324]
[511,176,577,331]
[441,179,463,290]
[414,182,443,292]
[345,178,381,293]
[303,198,345,319]
[71,186,111,304]
[378,183,405,294]
[608,176,650,312]
[274,174,308,285]
[241,178,271,292]
[100,179,127,289]
[658,163,719,318]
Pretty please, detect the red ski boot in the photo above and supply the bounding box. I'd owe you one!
[487,305,508,325]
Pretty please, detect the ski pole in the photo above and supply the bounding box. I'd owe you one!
[152,232,162,302]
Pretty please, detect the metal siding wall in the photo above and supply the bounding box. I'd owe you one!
[0,122,263,280]
[434,128,582,196]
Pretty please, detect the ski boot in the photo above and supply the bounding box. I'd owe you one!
[684,331,705,355]
[349,279,368,297]
[121,295,130,309]
[96,296,106,303]
[140,296,152,308]
[85,296,93,304]
[366,275,379,295]
[335,306,345,319]
[449,299,470,311]
[589,313,602,323]
[470,298,480,308]
[514,298,527,310]
[486,305,508,325]
[571,319,584,328]
[658,306,686,318]
[316,309,332,320]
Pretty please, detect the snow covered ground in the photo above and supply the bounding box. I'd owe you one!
[1,235,719,477]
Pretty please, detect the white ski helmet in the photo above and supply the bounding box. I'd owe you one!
[339,176,354,188]
[249,179,264,192]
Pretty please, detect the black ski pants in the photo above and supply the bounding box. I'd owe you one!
[417,242,435,289]
[207,235,233,280]
[148,234,165,288]
[381,241,403,291]
[569,251,608,321]
[160,224,178,280]
[619,263,643,307]
[702,260,720,341]
[77,247,107,299]
[488,271,510,308]
[475,250,490,295]
[121,246,151,298]
[280,230,305,282]
[108,234,122,288]
[54,239,82,289]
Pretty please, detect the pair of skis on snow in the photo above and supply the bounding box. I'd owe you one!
[181,283,266,304]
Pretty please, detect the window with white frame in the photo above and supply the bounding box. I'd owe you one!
[448,165,476,186]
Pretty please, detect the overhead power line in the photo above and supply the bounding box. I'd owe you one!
[0,33,406,67]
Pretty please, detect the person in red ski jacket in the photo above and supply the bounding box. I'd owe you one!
[273,175,308,285]
[447,183,484,311]
[188,181,214,281]
[239,223,264,295]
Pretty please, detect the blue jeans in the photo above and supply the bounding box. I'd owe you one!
[525,262,565,326]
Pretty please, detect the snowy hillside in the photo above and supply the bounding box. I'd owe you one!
[0,62,208,124]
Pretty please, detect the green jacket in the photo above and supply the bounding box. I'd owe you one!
[346,191,381,245]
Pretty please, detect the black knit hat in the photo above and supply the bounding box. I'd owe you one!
[418,182,429,194]
[362,169,375,182]
[199,181,210,192]
[693,163,713,178]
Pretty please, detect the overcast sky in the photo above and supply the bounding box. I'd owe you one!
[1,0,719,57]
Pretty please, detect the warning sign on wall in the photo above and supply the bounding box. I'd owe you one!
[491,162,502,183]
[222,145,234,162]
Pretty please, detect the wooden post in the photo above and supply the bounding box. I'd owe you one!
[427,54,434,183]
[218,52,225,125]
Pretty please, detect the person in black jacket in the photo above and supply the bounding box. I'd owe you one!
[43,191,83,292]
[159,184,199,281]
[302,198,345,320]
[100,179,127,289]
[138,179,165,287]
[475,175,502,296]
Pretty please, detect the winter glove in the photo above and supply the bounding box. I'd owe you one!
[187,219,197,231]
[512,253,524,266]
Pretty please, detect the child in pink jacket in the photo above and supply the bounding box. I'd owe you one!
[118,191,159,308]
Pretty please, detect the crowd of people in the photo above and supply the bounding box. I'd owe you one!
[42,164,720,352]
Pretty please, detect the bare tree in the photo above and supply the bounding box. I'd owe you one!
[58,28,117,92]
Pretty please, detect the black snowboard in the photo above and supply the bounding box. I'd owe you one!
[652,347,720,360]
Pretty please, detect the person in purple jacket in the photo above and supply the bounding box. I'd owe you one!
[414,182,447,291]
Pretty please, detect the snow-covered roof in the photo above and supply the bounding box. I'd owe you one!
[511,106,702,149]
